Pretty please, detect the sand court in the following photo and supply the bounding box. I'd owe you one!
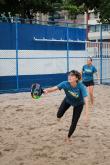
[0,85,110,165]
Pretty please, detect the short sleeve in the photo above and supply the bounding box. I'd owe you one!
[79,83,88,97]
[93,66,97,73]
[57,81,66,90]
[82,65,84,72]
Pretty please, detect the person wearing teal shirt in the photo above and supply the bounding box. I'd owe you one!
[82,57,99,109]
[44,70,88,143]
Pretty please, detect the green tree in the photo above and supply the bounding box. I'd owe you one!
[0,0,63,19]
[63,0,85,20]
[0,0,110,23]
[72,0,110,23]
[97,0,110,23]
[48,1,64,23]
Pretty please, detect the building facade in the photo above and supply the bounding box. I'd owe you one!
[88,11,110,42]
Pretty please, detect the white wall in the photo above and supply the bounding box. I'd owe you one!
[0,50,87,76]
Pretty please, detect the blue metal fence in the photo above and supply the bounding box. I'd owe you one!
[0,18,110,93]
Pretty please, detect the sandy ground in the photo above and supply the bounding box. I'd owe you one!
[0,85,110,165]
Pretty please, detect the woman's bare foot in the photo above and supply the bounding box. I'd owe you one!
[57,118,61,122]
[91,104,94,111]
[64,137,72,144]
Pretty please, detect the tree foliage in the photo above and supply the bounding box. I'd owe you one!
[0,0,63,19]
[0,0,110,23]
[63,0,85,19]
[71,0,110,23]
[97,0,110,23]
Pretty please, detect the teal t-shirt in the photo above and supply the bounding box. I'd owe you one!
[57,81,88,107]
[82,64,97,82]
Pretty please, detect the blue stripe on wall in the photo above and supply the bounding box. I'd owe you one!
[0,23,16,49]
[0,23,86,50]
[0,73,67,91]
[32,41,85,50]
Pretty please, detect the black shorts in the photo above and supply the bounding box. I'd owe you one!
[82,80,94,87]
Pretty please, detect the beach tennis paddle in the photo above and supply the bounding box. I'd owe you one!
[31,83,44,99]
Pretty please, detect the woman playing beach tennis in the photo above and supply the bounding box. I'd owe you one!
[82,57,99,109]
[43,70,88,142]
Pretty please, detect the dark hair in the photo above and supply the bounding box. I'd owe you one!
[87,56,92,61]
[68,70,81,82]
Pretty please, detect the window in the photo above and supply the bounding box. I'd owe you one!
[89,25,96,32]
[95,25,100,32]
